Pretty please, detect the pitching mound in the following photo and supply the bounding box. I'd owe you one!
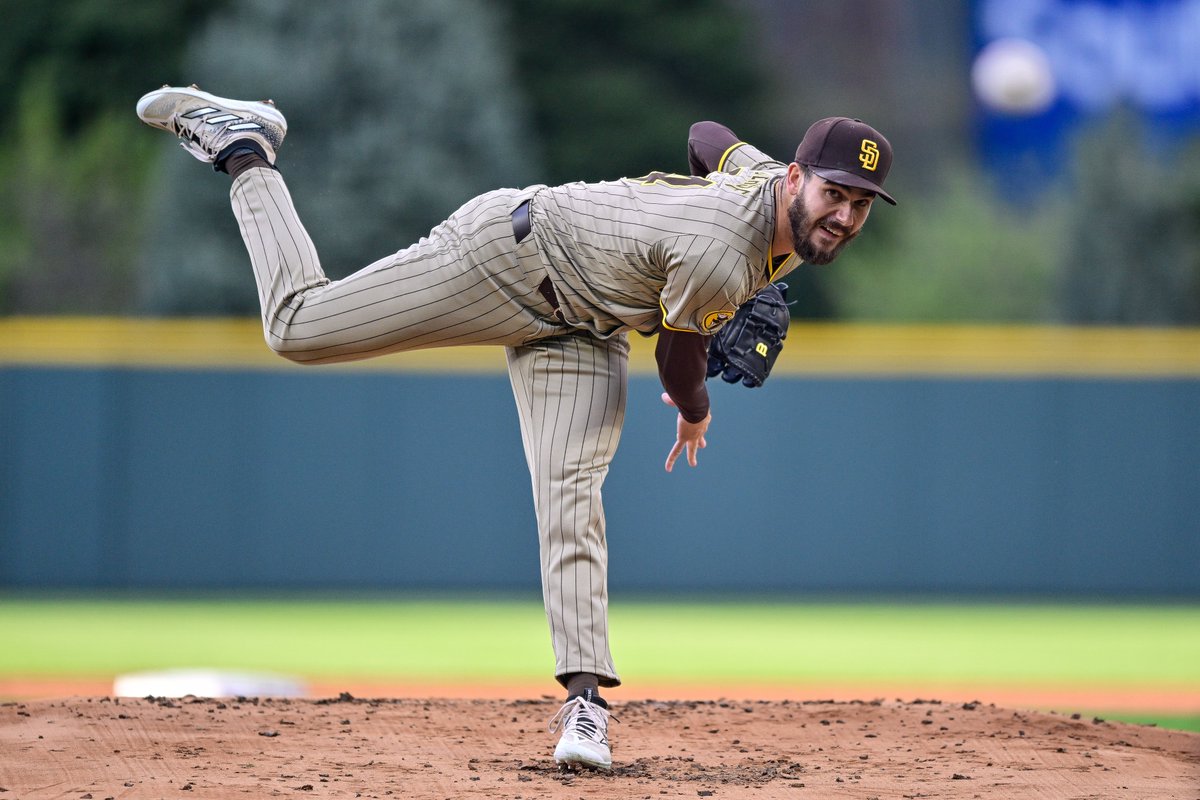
[2,695,1197,798]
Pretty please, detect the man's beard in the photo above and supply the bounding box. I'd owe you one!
[788,193,857,265]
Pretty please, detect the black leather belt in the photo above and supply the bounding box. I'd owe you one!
[512,199,532,243]
[512,200,564,318]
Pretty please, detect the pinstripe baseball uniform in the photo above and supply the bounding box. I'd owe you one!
[137,84,897,768]
[227,131,797,688]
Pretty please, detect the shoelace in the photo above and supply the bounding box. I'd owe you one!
[168,111,266,163]
[547,697,615,742]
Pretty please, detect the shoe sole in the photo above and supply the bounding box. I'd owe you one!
[136,86,286,134]
[555,756,612,771]
[554,746,612,771]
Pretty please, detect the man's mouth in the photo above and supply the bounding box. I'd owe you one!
[815,221,846,241]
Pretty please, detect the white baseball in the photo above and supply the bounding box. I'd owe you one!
[971,37,1057,115]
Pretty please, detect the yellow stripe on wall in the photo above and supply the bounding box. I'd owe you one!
[2,317,1199,377]
[0,317,507,373]
[774,323,1200,377]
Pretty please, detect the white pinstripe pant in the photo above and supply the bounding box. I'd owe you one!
[231,167,623,686]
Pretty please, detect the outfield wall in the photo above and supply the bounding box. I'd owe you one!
[2,319,1198,597]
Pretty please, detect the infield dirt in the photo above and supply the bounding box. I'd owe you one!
[2,694,1198,799]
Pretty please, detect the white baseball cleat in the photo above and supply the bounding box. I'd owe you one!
[548,694,613,770]
[135,84,286,168]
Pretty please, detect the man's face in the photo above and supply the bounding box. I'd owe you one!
[787,172,875,265]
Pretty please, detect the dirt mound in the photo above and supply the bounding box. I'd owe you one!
[2,695,1197,798]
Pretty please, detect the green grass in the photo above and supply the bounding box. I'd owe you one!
[1107,715,1200,733]
[1,596,1197,730]
[612,601,1200,684]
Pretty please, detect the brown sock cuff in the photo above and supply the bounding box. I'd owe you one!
[564,672,600,698]
[225,150,272,179]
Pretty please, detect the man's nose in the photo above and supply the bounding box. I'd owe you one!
[832,201,853,226]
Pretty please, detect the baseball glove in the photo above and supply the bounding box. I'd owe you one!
[706,282,791,388]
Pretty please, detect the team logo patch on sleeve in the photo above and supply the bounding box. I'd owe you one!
[701,309,736,333]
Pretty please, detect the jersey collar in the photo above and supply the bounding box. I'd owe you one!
[767,247,797,281]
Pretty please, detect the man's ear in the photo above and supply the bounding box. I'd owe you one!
[786,162,805,196]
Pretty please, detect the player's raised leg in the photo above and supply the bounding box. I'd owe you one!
[137,85,555,364]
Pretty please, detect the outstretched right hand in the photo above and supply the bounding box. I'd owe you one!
[661,392,711,473]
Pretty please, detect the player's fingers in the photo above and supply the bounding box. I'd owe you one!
[686,436,705,467]
[665,440,683,473]
[661,392,676,408]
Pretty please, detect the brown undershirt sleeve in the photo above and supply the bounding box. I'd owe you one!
[655,328,711,423]
[687,121,742,176]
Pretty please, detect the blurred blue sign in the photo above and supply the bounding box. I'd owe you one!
[972,0,1200,191]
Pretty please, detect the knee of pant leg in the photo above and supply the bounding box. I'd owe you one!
[263,333,316,364]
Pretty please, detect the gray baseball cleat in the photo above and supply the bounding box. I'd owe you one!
[136,84,286,168]
[548,693,613,770]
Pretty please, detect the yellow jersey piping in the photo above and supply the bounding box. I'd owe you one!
[716,142,748,172]
[658,298,697,333]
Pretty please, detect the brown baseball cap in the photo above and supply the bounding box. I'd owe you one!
[794,117,896,205]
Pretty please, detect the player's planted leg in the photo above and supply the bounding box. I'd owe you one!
[505,333,628,689]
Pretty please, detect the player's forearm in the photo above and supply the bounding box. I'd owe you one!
[655,328,711,423]
[687,121,741,176]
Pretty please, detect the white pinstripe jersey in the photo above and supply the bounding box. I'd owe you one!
[527,141,800,339]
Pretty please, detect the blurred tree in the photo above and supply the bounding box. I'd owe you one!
[0,69,151,311]
[138,0,542,314]
[1057,112,1200,324]
[500,0,773,184]
[0,0,221,139]
[0,0,225,312]
[824,158,1063,323]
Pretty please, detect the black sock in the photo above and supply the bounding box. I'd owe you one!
[216,140,273,177]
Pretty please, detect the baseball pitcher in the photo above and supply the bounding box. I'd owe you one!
[136,84,895,770]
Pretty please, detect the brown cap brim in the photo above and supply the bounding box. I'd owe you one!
[809,166,897,205]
